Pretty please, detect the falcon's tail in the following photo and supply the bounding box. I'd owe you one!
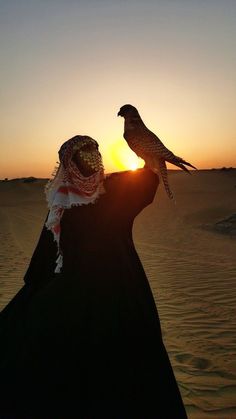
[171,157,197,173]
[176,163,191,173]
[156,158,174,200]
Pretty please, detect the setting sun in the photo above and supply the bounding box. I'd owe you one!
[130,162,138,171]
[108,139,144,172]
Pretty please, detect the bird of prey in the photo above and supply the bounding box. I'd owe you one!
[117,104,197,199]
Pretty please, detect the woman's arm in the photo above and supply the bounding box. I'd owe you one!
[105,168,159,218]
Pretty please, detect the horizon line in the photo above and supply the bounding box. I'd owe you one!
[1,167,236,181]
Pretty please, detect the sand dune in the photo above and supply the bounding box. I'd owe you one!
[0,170,236,418]
[0,179,48,308]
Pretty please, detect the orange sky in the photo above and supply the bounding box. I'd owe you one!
[1,1,235,178]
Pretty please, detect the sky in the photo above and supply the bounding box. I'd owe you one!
[0,0,236,178]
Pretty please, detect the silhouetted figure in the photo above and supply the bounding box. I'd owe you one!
[0,135,187,418]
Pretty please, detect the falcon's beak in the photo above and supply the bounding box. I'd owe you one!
[117,110,121,117]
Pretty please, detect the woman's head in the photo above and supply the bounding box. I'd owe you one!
[59,135,103,177]
[54,135,104,198]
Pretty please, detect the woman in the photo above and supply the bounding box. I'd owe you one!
[0,135,187,418]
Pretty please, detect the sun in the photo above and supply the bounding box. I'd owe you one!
[108,140,144,172]
[129,161,139,171]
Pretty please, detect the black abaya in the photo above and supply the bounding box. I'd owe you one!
[0,168,187,419]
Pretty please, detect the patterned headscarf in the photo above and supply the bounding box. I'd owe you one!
[45,135,105,273]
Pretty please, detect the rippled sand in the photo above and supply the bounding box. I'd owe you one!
[0,170,236,418]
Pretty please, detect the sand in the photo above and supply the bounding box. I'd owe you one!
[0,170,236,418]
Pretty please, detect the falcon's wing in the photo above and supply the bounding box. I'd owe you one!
[126,126,176,161]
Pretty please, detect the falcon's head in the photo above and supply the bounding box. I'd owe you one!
[117,104,139,118]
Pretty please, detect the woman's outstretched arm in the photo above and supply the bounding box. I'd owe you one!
[105,168,159,218]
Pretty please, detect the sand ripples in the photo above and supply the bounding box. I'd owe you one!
[1,172,236,418]
[133,171,236,418]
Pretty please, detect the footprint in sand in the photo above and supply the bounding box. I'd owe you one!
[191,357,211,370]
[175,353,192,364]
[176,353,211,370]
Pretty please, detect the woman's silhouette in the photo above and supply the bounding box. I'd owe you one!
[0,135,187,418]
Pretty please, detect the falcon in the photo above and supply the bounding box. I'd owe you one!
[117,104,197,199]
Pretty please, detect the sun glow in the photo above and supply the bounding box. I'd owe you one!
[130,162,139,171]
[108,140,144,172]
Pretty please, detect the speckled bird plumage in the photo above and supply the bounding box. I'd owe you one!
[118,104,197,199]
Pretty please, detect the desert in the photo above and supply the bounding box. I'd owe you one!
[0,169,236,418]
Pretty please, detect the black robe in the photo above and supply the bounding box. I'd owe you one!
[0,169,187,419]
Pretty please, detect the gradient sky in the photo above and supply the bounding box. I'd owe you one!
[1,0,235,178]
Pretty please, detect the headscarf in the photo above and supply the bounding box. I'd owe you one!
[45,135,105,273]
